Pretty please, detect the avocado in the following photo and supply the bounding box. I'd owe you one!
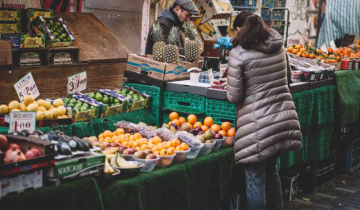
[114,99,120,103]
[77,140,90,151]
[58,142,72,155]
[82,139,93,149]
[67,139,78,151]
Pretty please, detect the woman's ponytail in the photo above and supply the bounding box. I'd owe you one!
[233,14,270,50]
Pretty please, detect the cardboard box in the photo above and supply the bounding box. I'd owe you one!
[119,86,151,112]
[1,170,43,198]
[127,54,202,81]
[0,8,21,22]
[45,152,104,183]
[199,19,230,41]
[0,33,20,49]
[95,89,129,117]
[0,21,20,33]
[20,34,45,48]
[196,0,233,23]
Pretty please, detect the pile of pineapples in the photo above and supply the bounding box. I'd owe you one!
[151,22,200,64]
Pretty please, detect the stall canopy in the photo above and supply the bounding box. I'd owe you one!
[317,0,360,48]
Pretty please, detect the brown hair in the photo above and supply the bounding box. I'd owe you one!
[232,13,270,50]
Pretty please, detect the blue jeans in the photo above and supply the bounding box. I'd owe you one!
[244,154,283,210]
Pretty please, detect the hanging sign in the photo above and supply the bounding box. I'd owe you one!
[13,72,40,102]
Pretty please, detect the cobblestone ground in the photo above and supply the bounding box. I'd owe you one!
[284,169,360,210]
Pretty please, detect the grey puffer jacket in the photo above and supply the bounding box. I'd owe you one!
[227,29,302,164]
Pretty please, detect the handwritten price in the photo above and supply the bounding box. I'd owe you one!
[67,72,87,95]
[11,121,32,132]
[18,83,38,100]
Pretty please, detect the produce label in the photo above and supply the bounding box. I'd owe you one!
[14,72,40,102]
[67,71,87,95]
[0,22,20,33]
[9,111,36,133]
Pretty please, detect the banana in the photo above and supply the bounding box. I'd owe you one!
[104,158,114,174]
[110,153,119,168]
[117,153,139,168]
[116,152,127,166]
[106,154,116,160]
[102,147,119,155]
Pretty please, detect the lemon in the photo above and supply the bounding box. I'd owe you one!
[37,99,46,107]
[57,116,62,119]
[37,106,46,112]
[61,115,68,118]
[0,105,9,114]
[8,101,20,111]
[20,103,27,111]
[23,95,34,106]
[44,111,53,119]
[53,98,63,107]
[57,106,66,115]
[44,101,52,110]
[36,111,44,120]
[10,109,20,112]
[27,103,38,112]
[49,108,59,118]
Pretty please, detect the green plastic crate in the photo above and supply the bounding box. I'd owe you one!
[162,110,204,125]
[123,83,163,107]
[163,91,205,114]
[205,98,237,126]
[150,105,162,127]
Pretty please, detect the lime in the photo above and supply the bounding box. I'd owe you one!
[63,98,70,104]
[140,98,145,101]
[102,97,109,104]
[82,103,89,109]
[95,94,103,102]
[109,97,114,103]
[76,101,82,106]
[122,89,129,94]
[126,94,132,99]
[114,99,120,104]
[74,105,81,110]
[88,93,95,99]
[129,91,135,95]
[68,103,75,108]
[111,104,115,107]
[115,103,121,106]
[70,98,76,104]
[90,106,95,109]
[80,107,88,112]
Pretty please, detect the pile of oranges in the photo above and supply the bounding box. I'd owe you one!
[168,112,235,137]
[286,44,341,63]
[97,128,189,156]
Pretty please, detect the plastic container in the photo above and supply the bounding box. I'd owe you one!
[163,91,205,114]
[186,144,204,159]
[134,157,159,172]
[174,149,190,163]
[213,139,225,150]
[190,72,200,84]
[156,154,176,168]
[200,140,216,154]
[122,154,134,161]
[122,83,163,107]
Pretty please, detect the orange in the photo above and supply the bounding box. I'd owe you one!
[294,44,302,49]
[210,124,221,132]
[221,122,232,131]
[327,47,333,53]
[219,130,227,137]
[204,117,214,127]
[301,52,309,58]
[300,48,306,53]
[133,133,142,140]
[166,141,172,149]
[287,47,293,52]
[141,144,148,150]
[125,133,131,138]
[148,143,154,149]
[152,145,158,152]
[168,121,172,126]
[157,143,166,151]
[172,119,181,127]
[103,130,113,138]
[171,139,181,147]
[201,125,209,132]
[317,49,322,55]
[112,136,119,142]
[292,49,299,54]
[99,138,104,142]
[154,151,160,155]
[175,146,182,151]
[296,52,302,57]
[193,122,203,128]
[98,133,104,139]
[160,149,169,156]
[122,141,129,147]
[334,50,339,55]
[187,114,197,124]
[169,112,179,121]
[104,137,111,142]
[227,128,235,137]
[309,53,316,59]
[179,117,186,124]
[336,56,341,61]
[180,143,189,151]
[136,147,141,151]
[167,147,175,155]
[129,135,135,141]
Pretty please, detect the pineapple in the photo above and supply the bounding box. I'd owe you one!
[184,23,200,63]
[164,27,180,64]
[152,23,166,62]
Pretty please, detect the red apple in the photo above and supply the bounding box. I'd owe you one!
[215,134,223,139]
[7,143,21,151]
[144,149,152,155]
[146,154,157,159]
[119,146,127,153]
[110,142,120,147]
[212,130,218,135]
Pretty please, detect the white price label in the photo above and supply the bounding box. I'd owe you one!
[9,111,36,133]
[321,43,328,54]
[330,40,338,50]
[13,72,40,102]
[67,71,87,95]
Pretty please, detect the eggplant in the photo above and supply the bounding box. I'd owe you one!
[67,139,78,151]
[32,130,44,136]
[77,140,90,152]
[82,139,93,149]
[58,142,72,155]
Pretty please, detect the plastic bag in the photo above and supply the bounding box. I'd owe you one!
[134,124,156,139]
[115,121,138,134]
[176,131,202,148]
[156,128,176,142]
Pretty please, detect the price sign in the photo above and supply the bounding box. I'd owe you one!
[13,72,40,102]
[9,111,36,133]
[67,71,87,95]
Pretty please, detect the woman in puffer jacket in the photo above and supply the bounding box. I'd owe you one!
[226,11,302,210]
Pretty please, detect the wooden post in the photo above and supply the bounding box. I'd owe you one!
[141,0,151,54]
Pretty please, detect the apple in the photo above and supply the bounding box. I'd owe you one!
[100,142,108,150]
[110,142,120,147]
[122,148,131,155]
[146,154,157,159]
[144,149,152,155]
[134,151,146,159]
[129,148,137,154]
[212,130,218,135]
[119,146,127,153]
[215,134,223,139]
[107,143,112,147]
[205,140,213,143]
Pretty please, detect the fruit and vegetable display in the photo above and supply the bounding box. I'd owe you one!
[0,95,69,120]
